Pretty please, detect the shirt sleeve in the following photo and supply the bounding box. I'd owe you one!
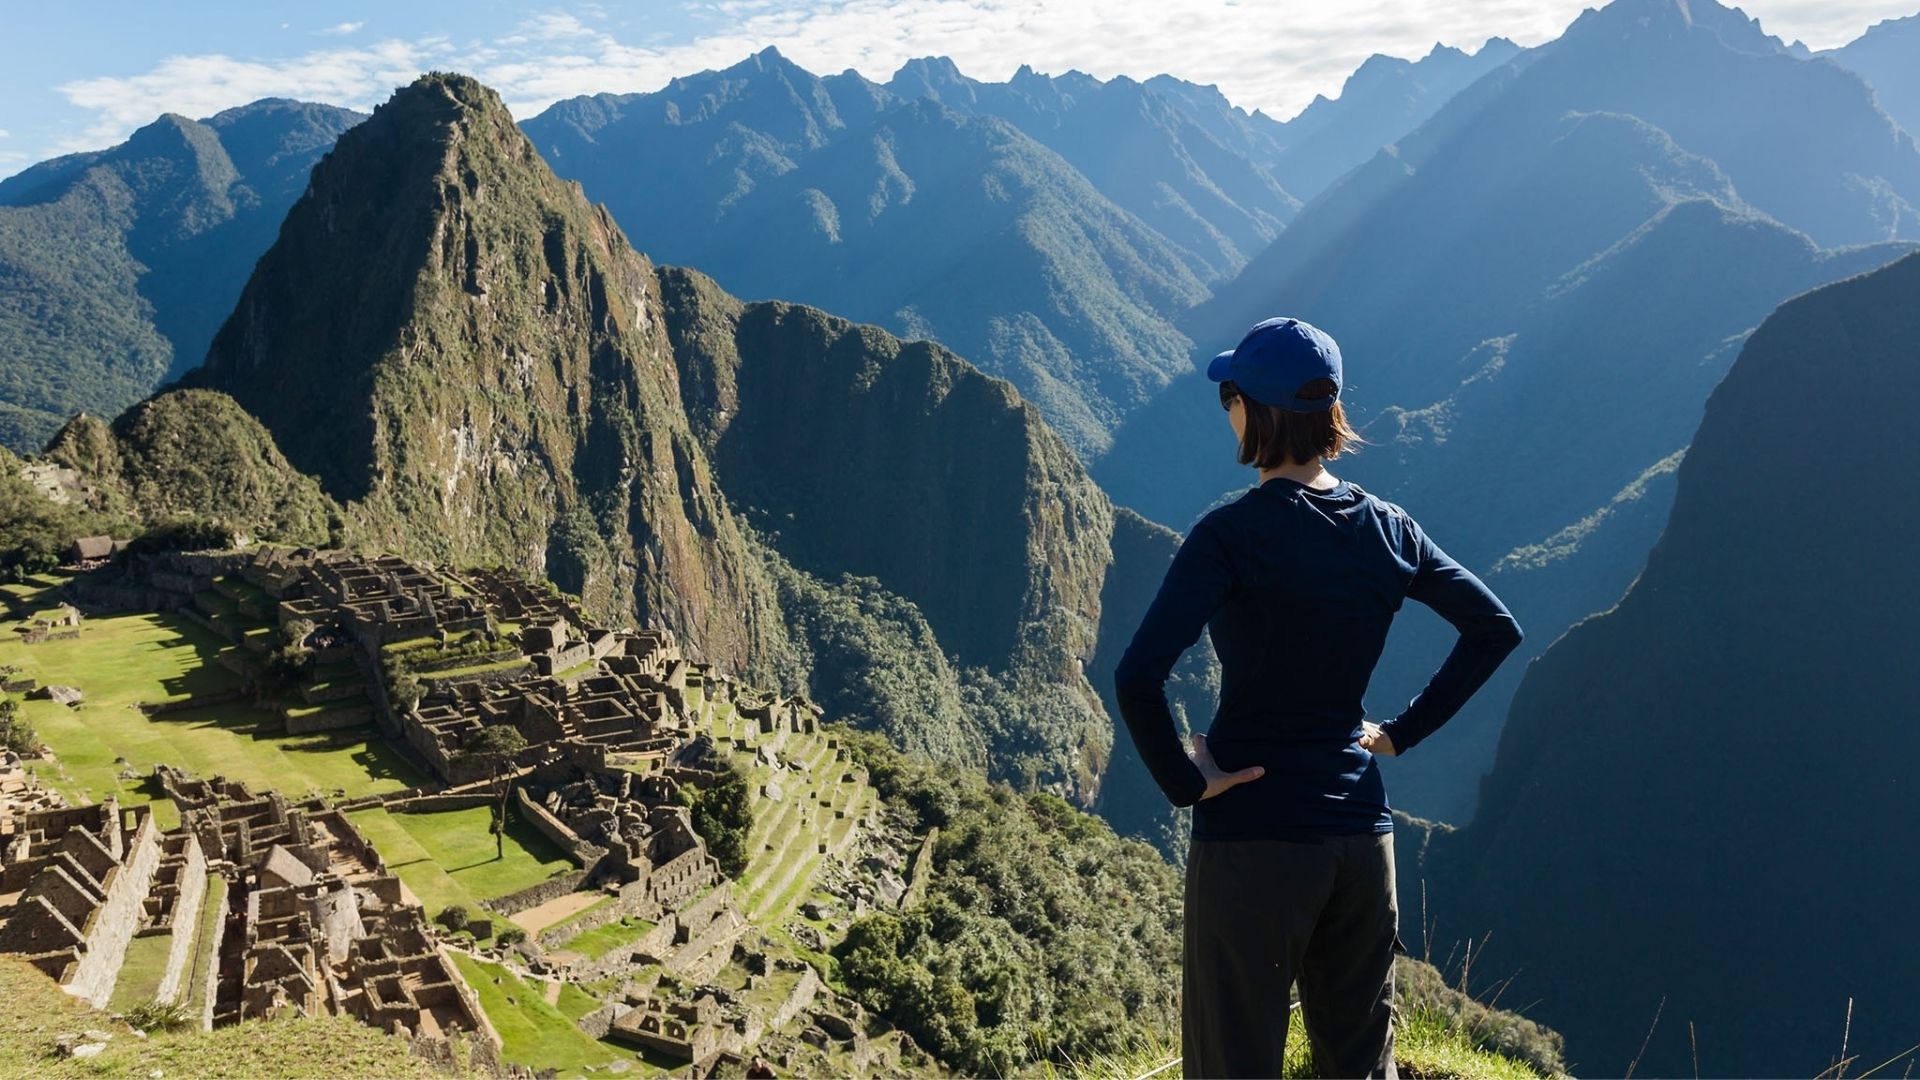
[1112,517,1234,807]
[1379,518,1525,754]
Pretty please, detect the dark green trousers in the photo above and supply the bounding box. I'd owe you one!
[1183,833,1399,1079]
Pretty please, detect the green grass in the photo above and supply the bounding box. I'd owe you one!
[556,915,656,960]
[425,657,530,681]
[185,873,228,1008]
[447,952,632,1076]
[344,806,573,916]
[0,604,423,812]
[107,931,176,1012]
[555,982,605,1022]
[1042,1008,1547,1079]
[380,636,443,655]
[283,695,371,721]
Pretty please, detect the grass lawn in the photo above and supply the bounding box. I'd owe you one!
[185,874,228,1008]
[426,657,530,681]
[107,931,176,1012]
[555,914,656,961]
[555,982,605,1022]
[448,952,634,1076]
[0,602,423,814]
[345,806,573,918]
[284,696,372,722]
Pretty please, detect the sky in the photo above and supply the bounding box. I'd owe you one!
[1,0,1916,178]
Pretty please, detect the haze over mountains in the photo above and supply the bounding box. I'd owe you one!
[1422,248,1920,1078]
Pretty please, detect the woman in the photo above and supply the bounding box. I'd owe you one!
[1112,317,1523,1079]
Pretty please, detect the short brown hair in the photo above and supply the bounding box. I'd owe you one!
[1224,378,1363,468]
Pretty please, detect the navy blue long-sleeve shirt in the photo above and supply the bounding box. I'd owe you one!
[1112,476,1522,839]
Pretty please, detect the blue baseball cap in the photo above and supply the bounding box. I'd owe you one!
[1206,317,1343,412]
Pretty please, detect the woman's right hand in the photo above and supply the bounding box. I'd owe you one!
[1190,733,1266,800]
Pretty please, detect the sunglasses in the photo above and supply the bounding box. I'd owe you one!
[1218,382,1241,411]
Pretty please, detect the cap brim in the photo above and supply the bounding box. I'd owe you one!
[1205,350,1235,382]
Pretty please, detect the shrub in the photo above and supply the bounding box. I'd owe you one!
[497,927,528,947]
[124,1000,193,1033]
[436,905,471,932]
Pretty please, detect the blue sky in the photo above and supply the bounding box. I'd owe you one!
[2,0,1916,178]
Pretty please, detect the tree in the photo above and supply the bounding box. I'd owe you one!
[0,698,38,755]
[675,761,754,877]
[454,724,527,859]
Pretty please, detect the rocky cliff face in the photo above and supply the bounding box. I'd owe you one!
[658,264,1120,798]
[1423,251,1920,1077]
[187,74,788,674]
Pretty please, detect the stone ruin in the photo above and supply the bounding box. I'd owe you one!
[0,792,165,1007]
[154,768,493,1045]
[261,550,490,650]
[517,766,722,920]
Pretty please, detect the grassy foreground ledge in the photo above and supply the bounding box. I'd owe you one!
[1048,956,1567,1080]
[0,957,465,1079]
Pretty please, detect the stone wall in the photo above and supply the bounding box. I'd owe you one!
[513,787,605,867]
[65,811,163,1007]
[768,964,823,1032]
[386,791,496,814]
[485,869,591,917]
[153,842,208,1004]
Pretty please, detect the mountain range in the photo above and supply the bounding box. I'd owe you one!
[26,74,1212,849]
[0,100,363,450]
[0,0,1917,856]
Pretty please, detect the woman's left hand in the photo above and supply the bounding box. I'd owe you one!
[1359,721,1398,757]
[1190,733,1266,800]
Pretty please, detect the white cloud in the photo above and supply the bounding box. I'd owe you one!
[319,21,365,36]
[0,129,11,139]
[27,0,1920,171]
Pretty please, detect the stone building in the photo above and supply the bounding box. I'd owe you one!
[0,798,167,1006]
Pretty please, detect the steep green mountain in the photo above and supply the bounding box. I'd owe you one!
[655,264,1121,796]
[115,72,1205,819]
[1823,13,1920,139]
[521,49,1212,459]
[182,73,791,678]
[0,100,363,451]
[1422,250,1920,1078]
[886,57,1299,279]
[1259,38,1523,202]
[1097,0,1919,823]
[43,390,340,546]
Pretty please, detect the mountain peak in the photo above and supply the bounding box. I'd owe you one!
[124,112,210,153]
[892,55,967,84]
[1568,0,1785,56]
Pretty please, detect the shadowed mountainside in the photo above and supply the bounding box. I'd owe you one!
[1422,250,1920,1077]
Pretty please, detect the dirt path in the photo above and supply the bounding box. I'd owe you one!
[507,891,601,934]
